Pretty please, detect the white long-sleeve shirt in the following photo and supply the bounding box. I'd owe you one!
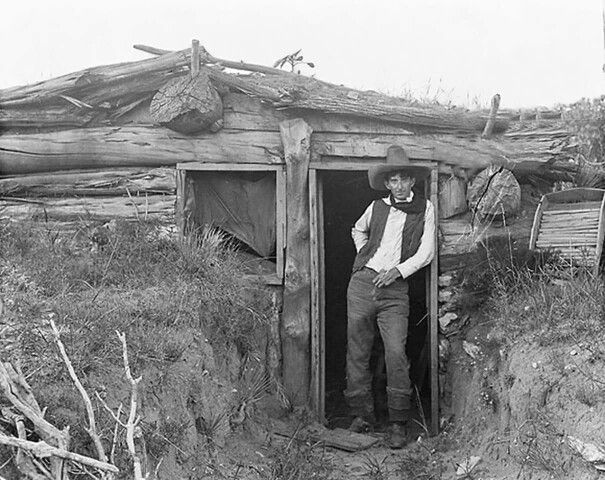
[351,194,436,279]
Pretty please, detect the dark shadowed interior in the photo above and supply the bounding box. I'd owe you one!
[321,170,431,428]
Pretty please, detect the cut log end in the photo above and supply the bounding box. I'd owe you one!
[150,74,223,135]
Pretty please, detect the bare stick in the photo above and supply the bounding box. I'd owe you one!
[109,404,123,466]
[92,393,124,466]
[0,434,118,474]
[133,43,291,77]
[94,392,126,428]
[116,331,144,480]
[49,318,107,464]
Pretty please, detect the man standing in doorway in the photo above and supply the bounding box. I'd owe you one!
[345,145,435,449]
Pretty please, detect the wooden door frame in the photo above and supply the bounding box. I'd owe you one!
[309,161,439,434]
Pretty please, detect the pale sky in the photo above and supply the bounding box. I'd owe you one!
[1,0,603,109]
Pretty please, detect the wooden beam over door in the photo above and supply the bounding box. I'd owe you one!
[279,118,313,406]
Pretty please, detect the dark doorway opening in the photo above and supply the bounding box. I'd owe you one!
[321,170,431,429]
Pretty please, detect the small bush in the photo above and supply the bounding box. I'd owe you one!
[458,236,558,312]
[564,97,605,188]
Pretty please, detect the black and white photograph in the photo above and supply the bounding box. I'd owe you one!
[1,1,604,478]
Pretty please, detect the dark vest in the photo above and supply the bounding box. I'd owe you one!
[352,198,427,273]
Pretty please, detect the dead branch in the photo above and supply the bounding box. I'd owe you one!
[0,360,69,480]
[94,392,126,428]
[49,317,107,464]
[109,404,123,466]
[1,408,49,480]
[133,43,292,77]
[116,331,144,480]
[0,434,118,474]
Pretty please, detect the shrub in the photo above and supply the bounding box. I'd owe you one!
[487,265,604,347]
[458,236,558,312]
[564,97,605,188]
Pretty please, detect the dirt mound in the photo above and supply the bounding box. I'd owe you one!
[446,315,605,479]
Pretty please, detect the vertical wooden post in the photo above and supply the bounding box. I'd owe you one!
[276,168,287,280]
[175,169,188,237]
[481,94,501,138]
[279,118,313,406]
[191,39,200,77]
[309,168,326,420]
[429,167,440,434]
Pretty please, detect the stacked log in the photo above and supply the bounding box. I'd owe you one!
[0,168,175,225]
[0,45,510,135]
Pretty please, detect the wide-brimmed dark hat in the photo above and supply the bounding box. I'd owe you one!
[367,146,429,190]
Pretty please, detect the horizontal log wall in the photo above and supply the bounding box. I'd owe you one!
[0,167,175,196]
[1,194,174,223]
[0,126,283,175]
[0,94,552,260]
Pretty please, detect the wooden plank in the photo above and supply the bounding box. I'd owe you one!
[542,211,600,217]
[0,127,283,175]
[542,188,605,204]
[540,217,600,224]
[430,167,439,435]
[536,244,597,250]
[543,201,602,212]
[540,222,600,229]
[309,169,323,420]
[307,159,454,177]
[537,234,598,241]
[276,169,286,281]
[538,234,598,239]
[311,428,379,452]
[280,118,313,406]
[272,421,379,452]
[176,162,284,171]
[595,195,605,274]
[539,226,600,231]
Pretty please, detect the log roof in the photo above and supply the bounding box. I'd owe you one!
[0,44,576,182]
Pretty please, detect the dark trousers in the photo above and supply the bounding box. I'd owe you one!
[344,268,412,422]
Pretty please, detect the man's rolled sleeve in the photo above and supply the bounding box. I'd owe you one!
[395,201,435,279]
[351,203,373,253]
